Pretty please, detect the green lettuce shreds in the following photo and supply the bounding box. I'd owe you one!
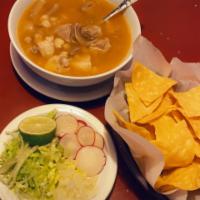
[46,109,57,119]
[14,139,63,200]
[0,133,64,200]
[0,132,22,166]
[0,132,25,184]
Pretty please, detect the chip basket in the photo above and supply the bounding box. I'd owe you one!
[109,127,169,200]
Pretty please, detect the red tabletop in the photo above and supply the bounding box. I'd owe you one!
[1,0,200,200]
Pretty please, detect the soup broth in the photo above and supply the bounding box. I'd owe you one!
[18,0,132,77]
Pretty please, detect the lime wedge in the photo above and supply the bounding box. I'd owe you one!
[19,116,56,146]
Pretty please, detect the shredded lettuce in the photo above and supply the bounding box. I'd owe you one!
[14,138,63,200]
[0,134,63,200]
[46,109,57,120]
[0,132,25,184]
[0,132,23,166]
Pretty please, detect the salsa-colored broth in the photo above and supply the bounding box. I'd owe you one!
[17,0,132,77]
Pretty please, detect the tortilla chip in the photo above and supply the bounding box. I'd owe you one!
[155,159,200,191]
[172,85,200,117]
[170,108,200,141]
[138,93,175,124]
[170,108,192,123]
[194,139,200,158]
[113,110,155,140]
[125,83,162,122]
[132,62,176,106]
[187,118,200,140]
[151,115,195,169]
[154,177,176,193]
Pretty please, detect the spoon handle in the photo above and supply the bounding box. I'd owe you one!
[103,0,138,22]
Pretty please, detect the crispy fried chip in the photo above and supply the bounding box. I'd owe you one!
[151,115,195,169]
[170,107,200,140]
[170,110,185,122]
[155,159,200,191]
[138,93,175,124]
[132,62,176,106]
[187,118,200,140]
[113,110,155,140]
[125,83,162,122]
[194,139,200,158]
[172,86,200,117]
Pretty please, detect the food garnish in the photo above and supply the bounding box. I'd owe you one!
[56,114,78,136]
[19,116,56,146]
[75,146,106,177]
[77,126,95,146]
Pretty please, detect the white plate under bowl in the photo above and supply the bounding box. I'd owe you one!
[0,104,117,200]
[10,43,114,102]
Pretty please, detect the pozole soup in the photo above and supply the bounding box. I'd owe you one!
[17,0,132,77]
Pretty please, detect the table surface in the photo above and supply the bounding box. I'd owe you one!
[1,0,200,200]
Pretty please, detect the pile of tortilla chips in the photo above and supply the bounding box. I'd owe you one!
[114,62,200,193]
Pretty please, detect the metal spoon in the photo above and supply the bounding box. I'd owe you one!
[103,0,138,22]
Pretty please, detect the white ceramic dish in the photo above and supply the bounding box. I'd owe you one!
[10,43,114,102]
[0,104,117,200]
[8,0,141,87]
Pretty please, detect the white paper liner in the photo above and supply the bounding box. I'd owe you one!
[105,35,200,200]
[171,57,200,92]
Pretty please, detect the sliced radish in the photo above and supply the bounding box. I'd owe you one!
[94,132,104,149]
[77,126,95,146]
[60,133,81,159]
[56,114,78,137]
[77,120,87,129]
[75,146,106,176]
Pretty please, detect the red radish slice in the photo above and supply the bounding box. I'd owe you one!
[60,133,81,159]
[75,146,106,176]
[94,132,104,149]
[77,126,95,146]
[56,114,78,137]
[77,121,86,130]
[77,119,87,127]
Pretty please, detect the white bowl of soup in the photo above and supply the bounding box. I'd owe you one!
[8,0,141,87]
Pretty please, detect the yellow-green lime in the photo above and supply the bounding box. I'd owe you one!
[19,116,56,146]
